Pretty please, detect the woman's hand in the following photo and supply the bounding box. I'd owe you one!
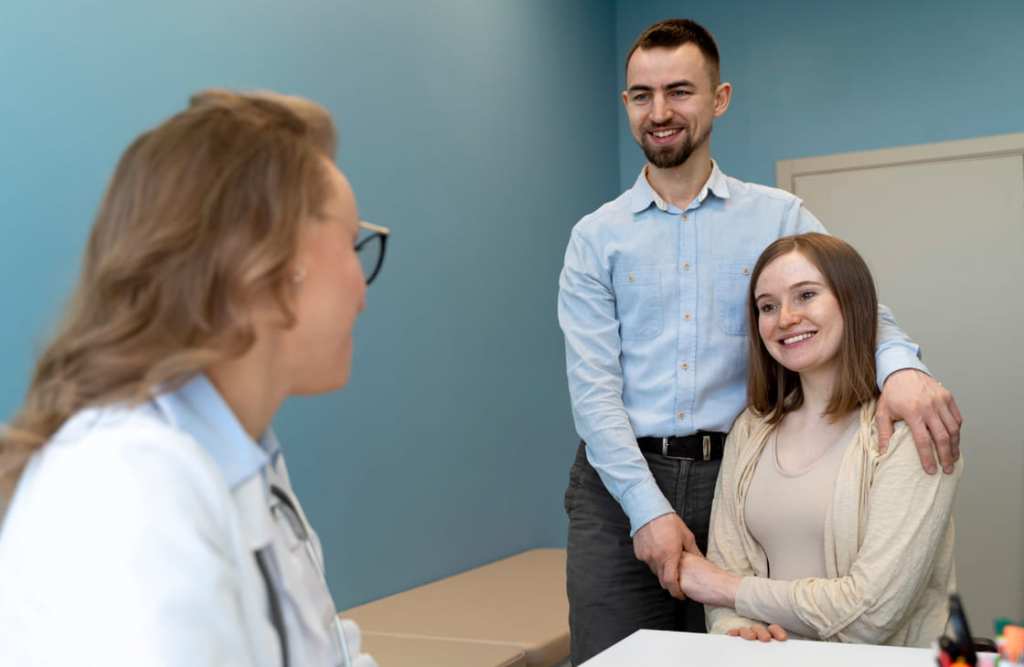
[678,552,741,608]
[726,623,788,642]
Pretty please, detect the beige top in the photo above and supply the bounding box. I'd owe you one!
[746,419,857,581]
[706,401,962,647]
[741,417,858,639]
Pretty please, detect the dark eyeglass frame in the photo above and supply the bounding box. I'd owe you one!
[356,221,390,285]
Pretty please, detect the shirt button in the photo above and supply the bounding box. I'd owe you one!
[681,262,691,271]
[677,411,685,420]
[683,312,692,321]
[628,272,635,283]
[742,267,750,276]
[680,362,689,370]
[682,214,689,221]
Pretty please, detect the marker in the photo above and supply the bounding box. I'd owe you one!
[947,594,977,666]
[1004,624,1024,663]
[938,636,957,667]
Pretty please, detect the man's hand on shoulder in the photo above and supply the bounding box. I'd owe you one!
[877,369,963,475]
[633,512,700,600]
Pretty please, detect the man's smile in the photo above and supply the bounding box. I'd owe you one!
[646,127,685,144]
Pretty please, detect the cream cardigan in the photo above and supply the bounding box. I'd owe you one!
[705,401,961,647]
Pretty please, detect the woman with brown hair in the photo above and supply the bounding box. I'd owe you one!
[0,90,386,666]
[676,233,961,647]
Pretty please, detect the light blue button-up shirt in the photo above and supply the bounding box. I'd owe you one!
[558,163,926,535]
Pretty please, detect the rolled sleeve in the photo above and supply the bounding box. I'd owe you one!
[581,426,674,535]
[620,475,675,536]
[875,304,928,387]
[558,228,669,535]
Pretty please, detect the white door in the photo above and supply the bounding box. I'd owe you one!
[778,134,1024,632]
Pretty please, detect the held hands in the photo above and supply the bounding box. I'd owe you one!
[676,554,785,642]
[877,369,963,474]
[677,552,741,609]
[727,624,788,642]
[633,513,700,600]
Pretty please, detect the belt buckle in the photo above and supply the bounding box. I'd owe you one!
[661,437,695,461]
[702,435,711,462]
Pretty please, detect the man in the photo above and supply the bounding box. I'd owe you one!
[557,18,962,665]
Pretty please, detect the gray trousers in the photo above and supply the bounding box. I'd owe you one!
[564,441,722,665]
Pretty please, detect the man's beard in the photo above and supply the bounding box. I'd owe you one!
[640,125,710,169]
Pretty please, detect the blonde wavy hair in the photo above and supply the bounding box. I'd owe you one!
[0,89,338,504]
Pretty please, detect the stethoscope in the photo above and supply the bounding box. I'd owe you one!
[254,483,355,667]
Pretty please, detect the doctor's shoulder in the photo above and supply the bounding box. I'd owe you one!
[0,402,255,666]
[2,402,237,545]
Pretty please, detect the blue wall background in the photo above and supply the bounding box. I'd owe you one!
[616,0,1024,190]
[0,1,617,608]
[4,0,1022,612]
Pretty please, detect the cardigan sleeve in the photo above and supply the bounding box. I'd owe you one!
[738,425,961,643]
[705,410,767,633]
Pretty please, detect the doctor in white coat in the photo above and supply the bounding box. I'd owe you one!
[0,90,383,666]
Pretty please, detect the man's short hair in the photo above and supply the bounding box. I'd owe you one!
[625,18,721,86]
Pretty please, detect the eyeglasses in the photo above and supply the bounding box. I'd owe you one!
[356,221,390,285]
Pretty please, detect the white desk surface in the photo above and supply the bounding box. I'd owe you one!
[582,630,935,666]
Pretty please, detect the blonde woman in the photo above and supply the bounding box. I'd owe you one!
[677,233,961,647]
[0,91,386,666]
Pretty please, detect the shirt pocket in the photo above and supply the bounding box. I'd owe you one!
[613,268,664,340]
[714,260,754,336]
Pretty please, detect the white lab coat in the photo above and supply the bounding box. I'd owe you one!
[0,375,374,666]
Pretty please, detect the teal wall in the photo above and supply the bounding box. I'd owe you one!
[0,1,618,607]
[616,0,1024,189]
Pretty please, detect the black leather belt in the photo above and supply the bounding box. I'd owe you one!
[637,432,725,461]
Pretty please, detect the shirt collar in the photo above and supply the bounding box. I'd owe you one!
[628,159,731,214]
[152,373,277,488]
[704,160,731,200]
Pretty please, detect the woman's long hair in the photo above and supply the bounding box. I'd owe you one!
[746,233,879,424]
[0,90,337,503]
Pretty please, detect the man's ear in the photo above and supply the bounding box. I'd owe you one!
[713,82,733,118]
